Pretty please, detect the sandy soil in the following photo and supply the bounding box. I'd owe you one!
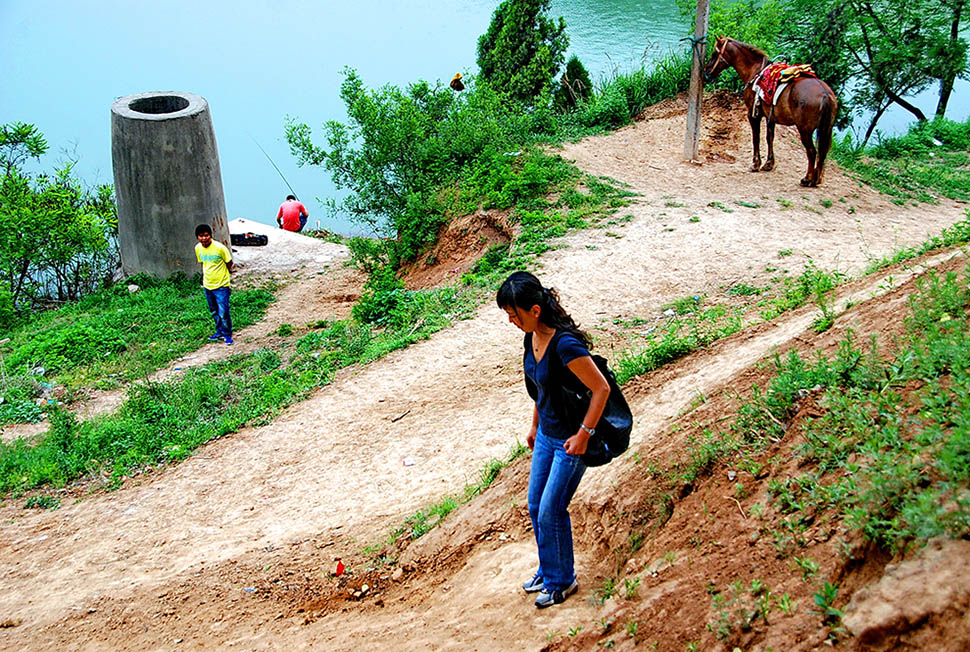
[0,92,966,651]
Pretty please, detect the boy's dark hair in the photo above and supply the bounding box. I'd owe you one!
[286,194,296,201]
[195,224,212,237]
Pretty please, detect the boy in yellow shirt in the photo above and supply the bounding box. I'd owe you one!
[194,224,235,345]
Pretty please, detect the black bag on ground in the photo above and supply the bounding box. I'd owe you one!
[523,332,633,467]
[230,232,268,246]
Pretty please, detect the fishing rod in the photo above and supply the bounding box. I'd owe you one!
[249,134,299,200]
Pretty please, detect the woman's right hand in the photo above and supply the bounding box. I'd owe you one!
[526,427,537,450]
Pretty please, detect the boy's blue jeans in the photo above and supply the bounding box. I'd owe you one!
[528,429,587,591]
[204,286,232,338]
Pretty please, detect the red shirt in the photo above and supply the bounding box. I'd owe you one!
[277,199,308,231]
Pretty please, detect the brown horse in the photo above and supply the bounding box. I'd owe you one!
[704,37,838,187]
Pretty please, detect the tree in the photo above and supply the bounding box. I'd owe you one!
[777,0,968,143]
[554,55,593,112]
[476,0,569,105]
[777,0,855,127]
[286,69,535,265]
[0,122,47,177]
[0,123,117,323]
[933,0,968,117]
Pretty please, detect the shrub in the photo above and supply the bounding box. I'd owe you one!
[352,266,406,325]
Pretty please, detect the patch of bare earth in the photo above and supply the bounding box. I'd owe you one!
[402,209,513,290]
[1,92,967,651]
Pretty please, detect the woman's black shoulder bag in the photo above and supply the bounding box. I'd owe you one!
[523,332,633,467]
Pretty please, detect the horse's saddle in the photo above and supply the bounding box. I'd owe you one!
[751,62,817,118]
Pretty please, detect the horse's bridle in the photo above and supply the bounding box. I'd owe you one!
[708,38,729,73]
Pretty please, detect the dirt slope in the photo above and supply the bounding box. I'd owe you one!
[0,92,967,651]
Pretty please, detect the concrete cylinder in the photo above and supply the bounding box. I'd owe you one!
[111,91,229,279]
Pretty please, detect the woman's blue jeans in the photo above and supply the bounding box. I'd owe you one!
[528,429,587,591]
[204,286,232,338]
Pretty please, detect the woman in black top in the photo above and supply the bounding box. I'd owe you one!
[497,271,610,608]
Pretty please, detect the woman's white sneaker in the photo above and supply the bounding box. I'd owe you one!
[534,580,578,608]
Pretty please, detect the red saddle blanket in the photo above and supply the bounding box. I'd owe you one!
[756,62,817,100]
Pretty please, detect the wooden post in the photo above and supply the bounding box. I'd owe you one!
[684,0,711,163]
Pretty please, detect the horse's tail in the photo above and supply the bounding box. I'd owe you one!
[815,92,837,182]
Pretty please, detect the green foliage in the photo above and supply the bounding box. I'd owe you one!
[0,122,47,176]
[704,0,788,52]
[557,51,692,133]
[0,123,118,323]
[759,262,845,322]
[352,266,405,326]
[706,578,777,641]
[388,440,528,544]
[812,582,843,628]
[0,398,43,425]
[615,303,745,384]
[476,0,568,105]
[0,284,478,494]
[554,55,593,112]
[286,70,539,263]
[23,494,59,510]
[780,0,968,137]
[0,274,274,391]
[835,118,970,204]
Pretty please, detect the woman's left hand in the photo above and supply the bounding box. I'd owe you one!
[563,430,590,456]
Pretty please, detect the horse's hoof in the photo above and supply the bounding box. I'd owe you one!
[800,178,812,187]
[760,163,774,172]
[750,165,761,173]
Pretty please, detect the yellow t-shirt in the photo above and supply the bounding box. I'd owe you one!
[195,240,232,290]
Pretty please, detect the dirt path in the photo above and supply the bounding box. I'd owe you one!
[1,94,966,651]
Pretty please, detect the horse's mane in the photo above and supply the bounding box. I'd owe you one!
[728,38,769,60]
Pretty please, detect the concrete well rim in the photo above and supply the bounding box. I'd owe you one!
[111,91,207,121]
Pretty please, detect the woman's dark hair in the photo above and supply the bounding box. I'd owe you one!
[286,194,296,201]
[497,271,591,348]
[195,224,212,237]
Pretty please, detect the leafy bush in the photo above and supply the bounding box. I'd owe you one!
[557,51,692,133]
[287,71,536,264]
[352,266,406,325]
[0,399,43,424]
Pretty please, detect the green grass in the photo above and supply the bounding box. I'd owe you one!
[0,275,274,423]
[459,162,635,289]
[615,304,744,384]
[678,266,970,552]
[862,216,970,274]
[834,117,970,203]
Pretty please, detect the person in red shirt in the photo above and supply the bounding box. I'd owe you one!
[276,195,309,232]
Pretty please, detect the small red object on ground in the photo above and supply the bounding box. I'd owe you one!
[335,559,345,576]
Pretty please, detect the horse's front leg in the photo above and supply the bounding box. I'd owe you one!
[761,121,776,171]
[797,126,817,187]
[749,116,762,172]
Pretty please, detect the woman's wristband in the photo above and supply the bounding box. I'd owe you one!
[579,424,595,436]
